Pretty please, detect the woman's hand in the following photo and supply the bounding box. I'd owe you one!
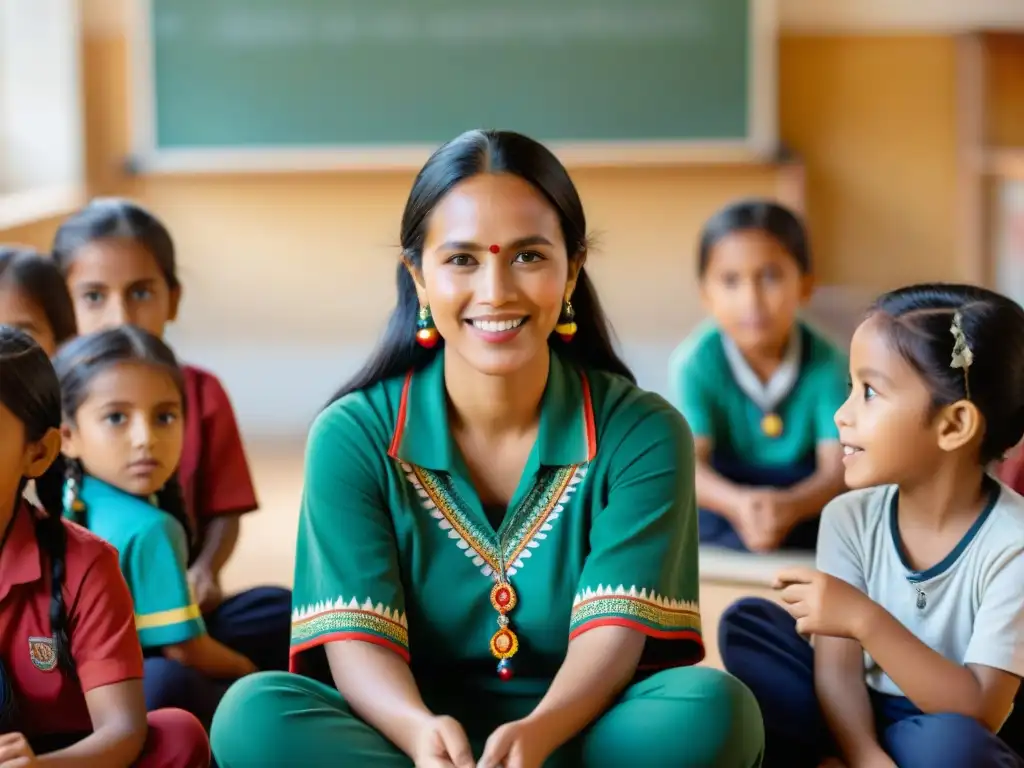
[0,733,38,767]
[411,715,475,768]
[478,717,557,768]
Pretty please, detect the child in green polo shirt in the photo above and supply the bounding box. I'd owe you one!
[669,199,848,552]
[52,326,257,731]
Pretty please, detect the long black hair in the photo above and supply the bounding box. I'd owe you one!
[52,326,193,557]
[0,327,76,723]
[697,198,812,276]
[331,129,633,402]
[52,198,179,291]
[0,247,78,346]
[870,283,1024,464]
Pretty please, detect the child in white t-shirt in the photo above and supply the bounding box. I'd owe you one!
[720,283,1024,768]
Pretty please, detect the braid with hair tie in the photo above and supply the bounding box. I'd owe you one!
[33,455,77,677]
[0,326,76,726]
[62,458,87,528]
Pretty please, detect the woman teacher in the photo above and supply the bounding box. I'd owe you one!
[210,130,764,768]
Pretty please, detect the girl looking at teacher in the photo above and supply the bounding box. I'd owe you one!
[210,129,764,768]
[721,284,1024,767]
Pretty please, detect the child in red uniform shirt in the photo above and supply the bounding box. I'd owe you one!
[0,247,77,356]
[0,325,209,767]
[52,199,291,679]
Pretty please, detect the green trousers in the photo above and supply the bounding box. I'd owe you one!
[210,666,764,767]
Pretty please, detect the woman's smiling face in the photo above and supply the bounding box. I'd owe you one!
[414,173,581,377]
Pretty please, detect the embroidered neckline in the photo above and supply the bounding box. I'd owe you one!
[402,462,587,579]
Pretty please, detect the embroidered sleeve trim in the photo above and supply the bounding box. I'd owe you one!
[568,585,702,640]
[135,603,202,630]
[290,597,410,662]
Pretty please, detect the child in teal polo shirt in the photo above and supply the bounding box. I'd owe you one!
[52,326,257,732]
[669,199,848,552]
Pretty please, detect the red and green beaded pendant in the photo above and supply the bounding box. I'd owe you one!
[489,580,519,681]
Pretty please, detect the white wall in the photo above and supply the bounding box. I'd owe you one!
[0,0,83,197]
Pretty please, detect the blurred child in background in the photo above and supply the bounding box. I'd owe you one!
[669,200,848,552]
[0,247,77,355]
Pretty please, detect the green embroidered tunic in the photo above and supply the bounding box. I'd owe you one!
[210,350,766,767]
[289,349,703,688]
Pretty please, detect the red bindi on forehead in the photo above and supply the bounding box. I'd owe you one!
[489,244,501,253]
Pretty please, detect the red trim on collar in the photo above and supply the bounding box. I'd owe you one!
[387,368,596,463]
[580,372,597,462]
[387,371,414,460]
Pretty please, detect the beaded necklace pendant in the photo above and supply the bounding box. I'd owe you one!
[489,580,519,681]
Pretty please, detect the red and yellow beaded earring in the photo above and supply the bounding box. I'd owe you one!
[416,305,440,349]
[554,298,577,342]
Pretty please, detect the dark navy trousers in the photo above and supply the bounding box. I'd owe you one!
[700,455,820,551]
[144,586,292,731]
[719,597,1024,767]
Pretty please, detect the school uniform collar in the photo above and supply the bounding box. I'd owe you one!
[720,322,804,413]
[0,500,43,602]
[79,474,153,508]
[387,349,597,472]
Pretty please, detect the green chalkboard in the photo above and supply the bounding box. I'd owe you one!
[136,0,773,169]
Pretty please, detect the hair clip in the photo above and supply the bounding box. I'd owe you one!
[950,311,973,399]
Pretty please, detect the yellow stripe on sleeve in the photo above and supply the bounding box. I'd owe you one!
[135,603,202,630]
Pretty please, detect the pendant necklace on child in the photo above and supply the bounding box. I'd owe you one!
[914,585,927,610]
[721,330,803,439]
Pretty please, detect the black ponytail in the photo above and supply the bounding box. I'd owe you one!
[32,456,76,676]
[871,284,1024,464]
[155,474,194,563]
[0,328,75,725]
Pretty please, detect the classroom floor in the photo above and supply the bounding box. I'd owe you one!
[225,443,780,670]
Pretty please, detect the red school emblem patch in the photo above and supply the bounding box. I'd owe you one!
[28,636,57,672]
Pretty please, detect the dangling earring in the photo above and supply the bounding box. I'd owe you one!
[555,299,577,342]
[416,305,440,349]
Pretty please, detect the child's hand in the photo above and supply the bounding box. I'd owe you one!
[734,490,794,552]
[0,733,39,767]
[187,565,223,613]
[774,567,876,640]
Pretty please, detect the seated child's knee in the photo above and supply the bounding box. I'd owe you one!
[721,596,775,625]
[145,708,210,766]
[887,713,1003,768]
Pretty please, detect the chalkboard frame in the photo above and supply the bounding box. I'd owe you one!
[128,0,778,174]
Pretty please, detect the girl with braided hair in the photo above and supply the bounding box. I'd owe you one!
[0,325,208,766]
